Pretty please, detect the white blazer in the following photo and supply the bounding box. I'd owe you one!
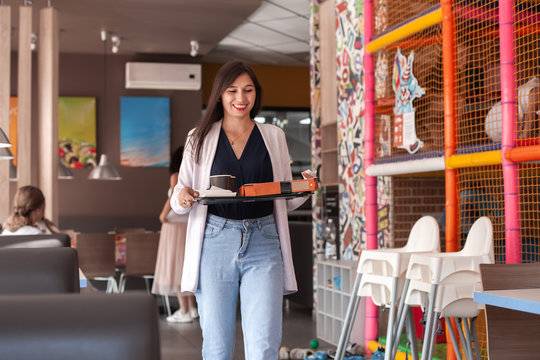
[171,120,307,294]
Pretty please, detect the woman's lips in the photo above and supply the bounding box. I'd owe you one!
[233,104,247,110]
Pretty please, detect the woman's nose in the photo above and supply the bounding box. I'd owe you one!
[237,91,249,100]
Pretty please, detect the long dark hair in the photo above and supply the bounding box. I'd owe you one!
[2,186,45,232]
[169,145,184,175]
[190,60,263,163]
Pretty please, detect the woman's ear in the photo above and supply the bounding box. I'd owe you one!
[32,205,45,223]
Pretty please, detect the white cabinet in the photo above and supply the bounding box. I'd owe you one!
[316,259,358,345]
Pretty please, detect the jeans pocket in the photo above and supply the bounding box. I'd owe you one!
[261,223,279,240]
[204,222,223,238]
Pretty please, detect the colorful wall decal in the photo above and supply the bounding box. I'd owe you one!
[120,96,170,167]
[58,97,97,168]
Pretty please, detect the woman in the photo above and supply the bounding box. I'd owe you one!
[152,146,198,323]
[1,186,57,235]
[171,60,307,359]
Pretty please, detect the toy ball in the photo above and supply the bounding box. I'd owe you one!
[309,339,319,350]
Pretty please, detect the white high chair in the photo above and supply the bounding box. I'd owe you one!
[402,216,493,360]
[335,216,440,360]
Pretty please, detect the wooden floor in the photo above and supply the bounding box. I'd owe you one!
[158,300,331,360]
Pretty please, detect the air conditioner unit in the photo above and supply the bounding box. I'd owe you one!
[125,62,201,90]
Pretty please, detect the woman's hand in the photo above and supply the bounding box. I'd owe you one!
[179,186,199,208]
[159,210,168,224]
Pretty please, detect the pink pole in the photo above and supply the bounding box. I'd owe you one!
[363,0,379,348]
[499,0,521,264]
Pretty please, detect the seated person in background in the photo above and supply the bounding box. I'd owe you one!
[1,186,60,235]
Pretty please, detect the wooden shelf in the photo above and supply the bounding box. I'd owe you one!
[321,126,338,151]
[318,0,339,195]
[321,121,338,128]
[321,182,339,187]
[321,152,338,185]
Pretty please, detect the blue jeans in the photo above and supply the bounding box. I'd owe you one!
[195,213,284,360]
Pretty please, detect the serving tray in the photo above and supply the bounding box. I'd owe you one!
[195,191,312,205]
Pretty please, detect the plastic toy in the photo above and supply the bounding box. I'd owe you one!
[278,346,290,360]
[307,352,328,360]
[289,348,313,359]
[370,346,385,360]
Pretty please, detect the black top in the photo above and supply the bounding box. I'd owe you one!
[208,125,274,220]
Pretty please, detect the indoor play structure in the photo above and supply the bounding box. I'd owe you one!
[336,0,540,359]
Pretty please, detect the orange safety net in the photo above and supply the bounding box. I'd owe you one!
[519,163,540,263]
[372,0,444,163]
[515,1,540,265]
[374,0,440,38]
[457,165,504,360]
[457,166,505,260]
[515,0,540,145]
[453,0,501,152]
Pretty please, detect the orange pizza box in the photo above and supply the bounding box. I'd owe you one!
[238,178,318,197]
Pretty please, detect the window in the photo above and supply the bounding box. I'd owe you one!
[255,108,311,178]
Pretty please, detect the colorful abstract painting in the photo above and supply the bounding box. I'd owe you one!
[120,96,170,167]
[58,97,97,168]
[9,97,17,165]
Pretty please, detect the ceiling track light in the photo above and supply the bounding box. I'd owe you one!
[30,33,37,51]
[190,40,199,57]
[111,35,120,54]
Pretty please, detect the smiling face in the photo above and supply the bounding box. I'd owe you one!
[220,72,256,122]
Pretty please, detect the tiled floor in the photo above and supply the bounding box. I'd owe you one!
[159,301,332,360]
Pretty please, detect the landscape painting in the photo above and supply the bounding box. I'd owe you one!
[120,96,170,167]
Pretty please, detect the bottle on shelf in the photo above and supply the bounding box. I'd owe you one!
[316,235,326,261]
[324,218,337,260]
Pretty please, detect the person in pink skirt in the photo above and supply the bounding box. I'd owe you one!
[152,146,198,323]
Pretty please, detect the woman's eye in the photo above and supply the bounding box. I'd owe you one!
[227,89,236,93]
[244,89,253,93]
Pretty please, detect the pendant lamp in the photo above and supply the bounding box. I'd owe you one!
[0,128,12,148]
[88,154,121,180]
[88,30,121,181]
[58,157,74,179]
[0,146,14,160]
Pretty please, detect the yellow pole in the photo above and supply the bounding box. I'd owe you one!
[446,150,502,169]
[365,7,442,53]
